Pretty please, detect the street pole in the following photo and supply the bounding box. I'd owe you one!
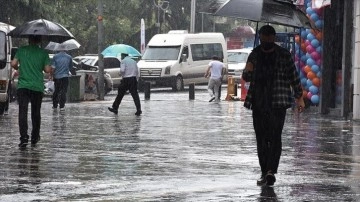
[190,0,196,33]
[97,0,105,100]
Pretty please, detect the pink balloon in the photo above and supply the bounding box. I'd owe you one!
[299,61,305,68]
[311,52,321,60]
[306,45,315,54]
[316,59,322,66]
[307,92,313,100]
[305,40,311,47]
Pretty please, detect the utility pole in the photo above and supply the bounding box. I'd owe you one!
[154,0,169,34]
[97,0,105,100]
[190,0,196,33]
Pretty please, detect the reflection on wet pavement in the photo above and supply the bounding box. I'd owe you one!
[1,89,360,201]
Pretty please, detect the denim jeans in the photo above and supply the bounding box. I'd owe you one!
[17,88,43,142]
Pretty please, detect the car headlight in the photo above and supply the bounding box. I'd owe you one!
[165,66,171,74]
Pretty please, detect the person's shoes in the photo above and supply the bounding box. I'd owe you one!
[257,174,267,186]
[18,140,28,148]
[135,110,142,116]
[31,136,40,146]
[108,107,118,115]
[265,172,276,186]
[209,97,215,102]
[60,107,65,112]
[4,110,8,115]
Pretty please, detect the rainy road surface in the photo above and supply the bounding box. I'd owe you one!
[1,87,360,201]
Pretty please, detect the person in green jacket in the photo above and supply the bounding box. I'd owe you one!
[11,35,52,148]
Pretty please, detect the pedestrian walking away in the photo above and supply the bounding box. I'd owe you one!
[10,35,52,148]
[51,51,72,111]
[108,53,142,116]
[242,25,305,186]
[204,55,225,102]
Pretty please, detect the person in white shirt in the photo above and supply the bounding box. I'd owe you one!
[204,56,225,102]
[108,53,142,116]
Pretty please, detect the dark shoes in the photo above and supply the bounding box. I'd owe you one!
[19,136,41,148]
[135,110,142,116]
[257,174,267,186]
[18,140,28,148]
[108,107,118,115]
[265,172,276,186]
[257,171,276,186]
[31,136,40,146]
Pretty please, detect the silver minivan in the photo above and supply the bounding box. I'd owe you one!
[227,48,252,81]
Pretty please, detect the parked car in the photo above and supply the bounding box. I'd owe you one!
[74,55,122,89]
[227,48,252,81]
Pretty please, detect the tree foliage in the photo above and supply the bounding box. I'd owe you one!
[0,0,237,54]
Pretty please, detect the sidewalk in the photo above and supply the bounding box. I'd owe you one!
[0,88,360,201]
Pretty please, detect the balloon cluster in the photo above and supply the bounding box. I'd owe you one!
[294,0,323,105]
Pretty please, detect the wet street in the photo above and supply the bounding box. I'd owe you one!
[1,87,360,201]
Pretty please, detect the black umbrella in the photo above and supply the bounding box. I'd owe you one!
[200,0,313,28]
[8,19,74,43]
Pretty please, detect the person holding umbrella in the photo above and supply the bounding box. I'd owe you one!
[11,35,52,148]
[108,53,142,116]
[242,25,305,186]
[50,50,73,111]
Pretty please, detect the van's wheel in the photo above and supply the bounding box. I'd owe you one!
[172,75,184,91]
[0,102,5,115]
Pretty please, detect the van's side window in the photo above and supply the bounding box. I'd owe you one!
[190,43,223,61]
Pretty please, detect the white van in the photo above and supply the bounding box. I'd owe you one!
[138,31,227,91]
[0,22,14,115]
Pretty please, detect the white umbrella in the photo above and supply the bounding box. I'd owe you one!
[45,39,81,51]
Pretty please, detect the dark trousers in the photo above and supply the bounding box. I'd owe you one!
[17,88,43,142]
[112,77,141,111]
[252,108,286,174]
[53,77,69,108]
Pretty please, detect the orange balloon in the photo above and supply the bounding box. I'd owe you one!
[313,78,320,87]
[295,35,300,44]
[301,43,307,52]
[302,90,308,98]
[307,71,316,80]
[316,32,323,41]
[304,65,312,74]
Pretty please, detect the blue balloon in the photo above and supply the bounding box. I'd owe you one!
[311,39,320,48]
[310,13,319,22]
[307,79,313,88]
[317,71,322,78]
[307,58,315,66]
[307,33,315,41]
[315,20,324,29]
[311,65,320,73]
[301,30,307,39]
[301,78,307,86]
[301,55,308,62]
[311,94,320,104]
[306,7,315,15]
[299,70,304,78]
[316,46,322,54]
[309,85,319,94]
